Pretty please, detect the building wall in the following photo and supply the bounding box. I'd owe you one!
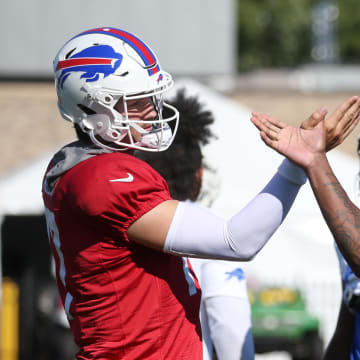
[0,0,236,78]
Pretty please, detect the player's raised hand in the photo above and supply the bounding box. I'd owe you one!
[251,112,325,169]
[301,96,360,151]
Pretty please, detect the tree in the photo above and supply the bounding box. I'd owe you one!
[237,0,314,71]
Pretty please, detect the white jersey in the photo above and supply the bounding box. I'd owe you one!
[190,258,254,360]
[190,259,249,299]
[189,162,254,359]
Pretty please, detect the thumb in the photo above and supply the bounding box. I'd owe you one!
[301,106,328,130]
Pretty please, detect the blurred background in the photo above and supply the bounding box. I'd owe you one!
[1,0,360,359]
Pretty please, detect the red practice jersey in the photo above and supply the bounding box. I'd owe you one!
[42,151,202,360]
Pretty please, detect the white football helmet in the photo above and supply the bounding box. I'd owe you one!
[53,27,179,152]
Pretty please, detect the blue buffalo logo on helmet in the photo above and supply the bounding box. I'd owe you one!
[56,45,123,88]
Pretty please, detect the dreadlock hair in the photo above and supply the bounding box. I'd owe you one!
[137,88,215,201]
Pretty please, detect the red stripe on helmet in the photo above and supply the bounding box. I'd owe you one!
[56,58,113,71]
[89,28,157,67]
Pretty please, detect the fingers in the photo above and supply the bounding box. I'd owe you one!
[325,96,360,150]
[345,115,360,137]
[258,131,280,152]
[251,112,267,132]
[334,96,360,128]
[251,112,285,133]
[251,112,279,141]
[342,97,360,126]
[301,106,328,130]
[333,114,360,147]
[328,96,359,124]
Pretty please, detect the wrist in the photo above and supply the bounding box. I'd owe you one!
[305,152,328,171]
[278,158,307,185]
[305,153,328,175]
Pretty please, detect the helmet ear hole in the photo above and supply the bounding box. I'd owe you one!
[82,114,111,132]
[81,114,123,142]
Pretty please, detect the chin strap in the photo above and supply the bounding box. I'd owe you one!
[138,125,173,149]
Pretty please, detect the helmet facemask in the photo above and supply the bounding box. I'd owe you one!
[79,84,179,152]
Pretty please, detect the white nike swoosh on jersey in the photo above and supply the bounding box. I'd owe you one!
[109,173,134,183]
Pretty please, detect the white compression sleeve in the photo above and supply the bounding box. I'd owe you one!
[163,159,306,260]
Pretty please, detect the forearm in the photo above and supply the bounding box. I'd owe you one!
[307,154,360,276]
[164,160,304,260]
[226,171,301,260]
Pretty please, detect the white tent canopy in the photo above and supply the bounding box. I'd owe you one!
[0,79,358,346]
[0,152,55,215]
